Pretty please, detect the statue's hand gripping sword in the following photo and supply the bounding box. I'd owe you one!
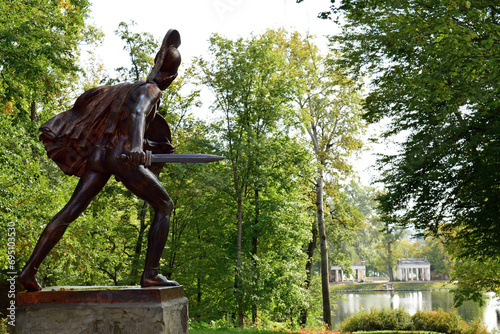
[117,150,224,167]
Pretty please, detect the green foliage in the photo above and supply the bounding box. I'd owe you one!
[0,10,376,328]
[412,309,463,334]
[341,308,489,334]
[0,113,72,278]
[412,309,489,334]
[111,21,158,83]
[0,0,98,115]
[0,318,7,334]
[273,29,366,328]
[325,184,366,266]
[449,256,500,307]
[415,238,453,278]
[325,0,500,302]
[194,30,317,326]
[340,308,413,332]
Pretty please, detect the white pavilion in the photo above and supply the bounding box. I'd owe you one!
[330,261,366,283]
[396,258,431,281]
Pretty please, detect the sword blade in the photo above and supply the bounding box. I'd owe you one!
[151,153,225,164]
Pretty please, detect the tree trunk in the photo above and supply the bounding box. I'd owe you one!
[236,193,244,327]
[317,172,332,328]
[299,221,318,326]
[196,225,203,306]
[387,240,394,282]
[197,276,202,304]
[251,189,259,324]
[30,101,37,122]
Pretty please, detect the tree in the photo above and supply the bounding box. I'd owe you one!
[416,237,452,279]
[317,0,500,301]
[195,31,313,326]
[276,30,365,327]
[0,0,104,288]
[380,217,406,281]
[112,21,159,83]
[449,255,500,307]
[0,0,99,119]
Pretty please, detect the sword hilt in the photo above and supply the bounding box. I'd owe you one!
[117,150,152,167]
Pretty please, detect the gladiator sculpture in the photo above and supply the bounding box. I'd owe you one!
[18,29,184,292]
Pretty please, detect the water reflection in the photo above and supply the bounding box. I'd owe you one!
[332,291,500,332]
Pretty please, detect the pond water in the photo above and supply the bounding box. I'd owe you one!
[332,291,500,332]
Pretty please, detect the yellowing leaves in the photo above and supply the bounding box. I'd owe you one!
[58,0,74,12]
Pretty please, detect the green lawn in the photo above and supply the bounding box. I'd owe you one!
[190,329,292,334]
[190,329,445,334]
[330,281,454,292]
[391,282,454,290]
[330,282,385,291]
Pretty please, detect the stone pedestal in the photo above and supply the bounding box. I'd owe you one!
[11,286,188,334]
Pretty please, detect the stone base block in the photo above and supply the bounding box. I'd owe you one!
[10,286,188,334]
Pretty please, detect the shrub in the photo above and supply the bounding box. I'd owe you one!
[412,310,490,334]
[340,308,490,334]
[463,321,491,334]
[340,308,413,332]
[412,309,464,334]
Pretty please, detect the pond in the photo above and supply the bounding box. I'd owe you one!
[332,291,500,332]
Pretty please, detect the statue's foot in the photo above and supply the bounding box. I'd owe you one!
[140,273,179,287]
[18,271,42,292]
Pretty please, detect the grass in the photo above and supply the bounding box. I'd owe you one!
[190,328,446,334]
[190,329,293,334]
[330,281,455,292]
[330,283,386,291]
[391,282,455,290]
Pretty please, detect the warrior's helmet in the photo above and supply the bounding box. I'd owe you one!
[147,29,181,90]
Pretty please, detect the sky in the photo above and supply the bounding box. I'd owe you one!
[86,0,382,186]
[87,0,336,69]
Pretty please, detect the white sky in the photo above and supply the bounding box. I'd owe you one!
[87,0,336,69]
[86,0,382,186]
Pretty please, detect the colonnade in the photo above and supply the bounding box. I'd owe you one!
[396,259,431,281]
[330,259,432,283]
[330,263,366,283]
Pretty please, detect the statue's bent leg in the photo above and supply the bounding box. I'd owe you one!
[18,171,110,291]
[115,165,178,287]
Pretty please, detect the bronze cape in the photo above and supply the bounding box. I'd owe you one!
[40,81,171,177]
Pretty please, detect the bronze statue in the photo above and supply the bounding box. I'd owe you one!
[18,29,183,292]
